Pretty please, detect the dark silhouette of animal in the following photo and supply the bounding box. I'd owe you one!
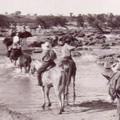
[30,60,67,114]
[9,48,32,73]
[3,37,13,50]
[19,53,32,73]
[9,48,22,65]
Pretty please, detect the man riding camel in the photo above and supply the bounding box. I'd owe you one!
[37,42,57,86]
[59,41,76,70]
[7,32,21,57]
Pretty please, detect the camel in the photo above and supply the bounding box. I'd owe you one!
[9,48,32,73]
[30,59,76,114]
[103,61,120,120]
[9,48,22,65]
[30,60,67,114]
[19,53,32,73]
[104,72,120,120]
[59,58,77,105]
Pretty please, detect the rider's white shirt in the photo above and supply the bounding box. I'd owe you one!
[13,36,19,44]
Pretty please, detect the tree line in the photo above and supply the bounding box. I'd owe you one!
[0,13,120,33]
[77,13,120,33]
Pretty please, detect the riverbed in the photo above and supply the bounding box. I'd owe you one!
[0,38,118,120]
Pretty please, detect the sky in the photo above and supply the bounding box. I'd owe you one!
[1,0,120,16]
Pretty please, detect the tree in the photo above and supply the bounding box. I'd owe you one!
[52,16,68,28]
[86,14,105,33]
[5,12,8,15]
[15,11,21,16]
[36,17,49,29]
[36,16,68,29]
[115,15,120,28]
[34,14,37,16]
[70,13,73,17]
[76,14,85,28]
[0,15,11,28]
[107,13,119,29]
[96,14,106,23]
[87,14,96,27]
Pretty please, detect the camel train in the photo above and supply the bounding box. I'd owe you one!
[3,27,116,115]
[3,31,77,114]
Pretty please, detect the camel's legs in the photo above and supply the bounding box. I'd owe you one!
[27,65,31,73]
[55,89,62,114]
[46,87,51,107]
[65,73,71,105]
[20,65,22,72]
[41,86,51,109]
[55,87,64,114]
[41,86,46,109]
[14,60,17,66]
[72,75,76,105]
[61,91,65,112]
[24,65,27,73]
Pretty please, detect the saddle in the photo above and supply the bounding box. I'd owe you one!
[41,64,56,80]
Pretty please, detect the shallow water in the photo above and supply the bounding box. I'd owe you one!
[0,55,112,112]
[0,39,113,114]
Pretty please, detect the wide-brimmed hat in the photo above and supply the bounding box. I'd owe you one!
[41,42,51,50]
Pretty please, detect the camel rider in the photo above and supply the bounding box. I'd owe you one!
[7,32,21,57]
[13,32,20,44]
[37,42,57,86]
[59,41,76,68]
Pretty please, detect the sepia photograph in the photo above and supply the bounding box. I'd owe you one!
[0,0,120,119]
